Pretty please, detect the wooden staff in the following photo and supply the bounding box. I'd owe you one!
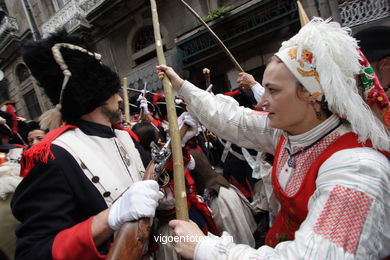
[297,0,310,26]
[122,77,130,121]
[203,68,211,89]
[180,0,244,72]
[150,0,189,221]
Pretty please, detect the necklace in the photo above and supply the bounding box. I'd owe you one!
[286,121,342,168]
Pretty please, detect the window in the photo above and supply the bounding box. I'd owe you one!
[23,89,42,119]
[132,26,155,53]
[16,64,30,83]
[131,26,165,65]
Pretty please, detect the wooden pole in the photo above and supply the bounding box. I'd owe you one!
[122,77,130,121]
[180,0,244,72]
[203,68,210,89]
[150,0,189,221]
[297,0,310,27]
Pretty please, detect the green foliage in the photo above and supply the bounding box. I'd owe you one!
[195,6,233,26]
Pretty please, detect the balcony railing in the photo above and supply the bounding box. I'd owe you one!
[41,0,88,36]
[339,0,390,27]
[0,16,19,38]
[78,0,105,14]
[176,0,299,69]
[0,16,19,48]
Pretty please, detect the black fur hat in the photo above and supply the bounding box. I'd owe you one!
[21,29,120,124]
[354,26,390,62]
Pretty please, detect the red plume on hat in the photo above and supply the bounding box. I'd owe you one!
[0,102,18,134]
[152,93,165,105]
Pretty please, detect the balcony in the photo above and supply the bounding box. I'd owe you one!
[176,0,300,69]
[339,0,390,27]
[79,0,143,27]
[41,0,90,37]
[0,16,19,50]
[78,0,114,14]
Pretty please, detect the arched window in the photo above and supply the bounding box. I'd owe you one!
[16,64,30,83]
[132,26,155,53]
[131,26,166,65]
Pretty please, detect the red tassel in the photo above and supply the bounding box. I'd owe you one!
[20,125,77,177]
[113,123,140,143]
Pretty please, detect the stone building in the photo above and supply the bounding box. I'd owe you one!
[0,0,389,120]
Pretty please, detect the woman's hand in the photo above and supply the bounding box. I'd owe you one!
[156,65,184,91]
[169,219,206,259]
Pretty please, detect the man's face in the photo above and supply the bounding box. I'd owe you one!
[27,129,46,147]
[371,56,390,98]
[101,93,123,124]
[260,60,316,135]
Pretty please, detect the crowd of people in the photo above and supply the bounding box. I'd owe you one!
[0,17,389,260]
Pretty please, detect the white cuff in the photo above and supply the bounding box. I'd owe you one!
[178,80,190,96]
[251,82,265,102]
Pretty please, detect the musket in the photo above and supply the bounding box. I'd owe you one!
[180,0,244,72]
[106,123,190,260]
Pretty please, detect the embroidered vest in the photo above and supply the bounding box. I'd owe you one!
[265,133,374,247]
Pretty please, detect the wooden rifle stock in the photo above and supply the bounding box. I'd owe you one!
[106,124,190,260]
[106,161,155,260]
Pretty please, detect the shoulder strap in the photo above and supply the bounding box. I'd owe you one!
[54,130,128,202]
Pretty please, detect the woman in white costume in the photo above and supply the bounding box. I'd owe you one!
[157,18,390,259]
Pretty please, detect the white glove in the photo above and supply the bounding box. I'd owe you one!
[138,95,149,114]
[108,180,163,231]
[178,112,199,146]
[187,155,196,171]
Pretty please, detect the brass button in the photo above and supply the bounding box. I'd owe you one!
[91,176,99,183]
[80,162,87,169]
[103,191,111,197]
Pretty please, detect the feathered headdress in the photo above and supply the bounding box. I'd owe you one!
[275,18,390,152]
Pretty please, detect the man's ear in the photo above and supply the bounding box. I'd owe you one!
[380,56,390,72]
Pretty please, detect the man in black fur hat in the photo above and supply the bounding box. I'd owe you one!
[11,30,163,259]
[355,26,390,97]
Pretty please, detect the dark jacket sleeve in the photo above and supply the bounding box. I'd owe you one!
[11,145,108,260]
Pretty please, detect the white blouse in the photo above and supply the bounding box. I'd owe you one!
[178,80,390,259]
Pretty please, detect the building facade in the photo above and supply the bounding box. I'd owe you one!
[0,0,389,120]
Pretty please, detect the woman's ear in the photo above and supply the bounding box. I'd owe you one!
[296,85,312,102]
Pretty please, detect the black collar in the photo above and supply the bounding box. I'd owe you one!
[68,119,115,138]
